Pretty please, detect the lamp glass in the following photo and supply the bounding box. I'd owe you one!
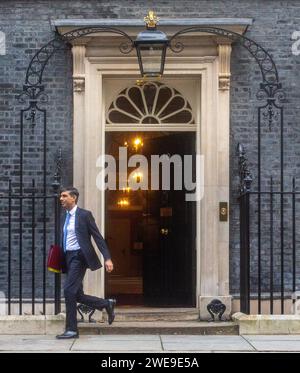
[139,44,165,76]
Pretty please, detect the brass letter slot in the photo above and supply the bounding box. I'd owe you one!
[219,202,228,222]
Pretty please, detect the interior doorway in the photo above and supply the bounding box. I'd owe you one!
[105,131,196,307]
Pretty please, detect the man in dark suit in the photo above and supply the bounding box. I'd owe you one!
[56,187,116,339]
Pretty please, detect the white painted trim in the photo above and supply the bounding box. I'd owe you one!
[76,52,230,312]
[52,17,253,28]
[105,126,197,131]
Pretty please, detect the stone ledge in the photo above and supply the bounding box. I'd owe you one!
[79,321,239,335]
[0,314,65,335]
[52,18,253,28]
[232,312,300,335]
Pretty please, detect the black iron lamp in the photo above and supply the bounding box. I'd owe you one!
[134,11,169,78]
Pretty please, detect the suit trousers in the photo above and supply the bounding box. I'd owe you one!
[64,250,108,332]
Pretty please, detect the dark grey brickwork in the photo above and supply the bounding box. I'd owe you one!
[0,0,300,309]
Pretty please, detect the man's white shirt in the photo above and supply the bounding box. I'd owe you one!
[65,205,81,251]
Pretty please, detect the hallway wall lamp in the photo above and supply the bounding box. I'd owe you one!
[124,137,144,152]
[117,198,130,207]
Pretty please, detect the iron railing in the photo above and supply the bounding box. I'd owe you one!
[239,176,300,314]
[0,179,61,315]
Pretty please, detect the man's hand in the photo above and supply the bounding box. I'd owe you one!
[105,259,114,273]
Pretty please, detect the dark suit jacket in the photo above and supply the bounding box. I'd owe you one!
[60,206,111,273]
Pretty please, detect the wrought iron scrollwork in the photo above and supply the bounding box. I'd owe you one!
[168,27,285,152]
[207,299,227,321]
[52,148,62,191]
[24,104,38,128]
[256,82,285,131]
[256,82,285,104]
[23,27,134,101]
[18,85,49,109]
[237,143,253,194]
[25,35,66,89]
[168,40,184,53]
[169,26,279,87]
[77,303,96,323]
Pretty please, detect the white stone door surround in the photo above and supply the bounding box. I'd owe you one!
[55,19,252,319]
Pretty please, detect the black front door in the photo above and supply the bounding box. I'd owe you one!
[142,132,196,306]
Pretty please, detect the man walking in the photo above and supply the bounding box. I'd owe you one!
[56,187,116,339]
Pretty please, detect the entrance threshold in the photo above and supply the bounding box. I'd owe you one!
[103,307,199,322]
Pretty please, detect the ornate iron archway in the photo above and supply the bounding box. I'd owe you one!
[1,24,288,315]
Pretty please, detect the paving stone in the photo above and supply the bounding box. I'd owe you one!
[0,334,300,352]
[247,340,300,352]
[245,335,300,341]
[71,337,162,351]
[161,335,254,351]
[0,335,73,351]
[77,334,160,341]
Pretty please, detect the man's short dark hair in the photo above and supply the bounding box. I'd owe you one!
[60,187,79,203]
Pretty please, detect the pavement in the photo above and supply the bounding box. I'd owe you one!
[1,334,300,353]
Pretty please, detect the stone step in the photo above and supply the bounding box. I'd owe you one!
[78,321,239,335]
[102,307,200,322]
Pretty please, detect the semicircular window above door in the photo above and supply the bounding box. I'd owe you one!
[106,81,195,125]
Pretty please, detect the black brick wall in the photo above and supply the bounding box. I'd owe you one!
[0,0,300,308]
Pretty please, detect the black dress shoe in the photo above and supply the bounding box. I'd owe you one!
[56,330,79,339]
[105,298,116,325]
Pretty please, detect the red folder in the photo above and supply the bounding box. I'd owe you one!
[47,244,62,273]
